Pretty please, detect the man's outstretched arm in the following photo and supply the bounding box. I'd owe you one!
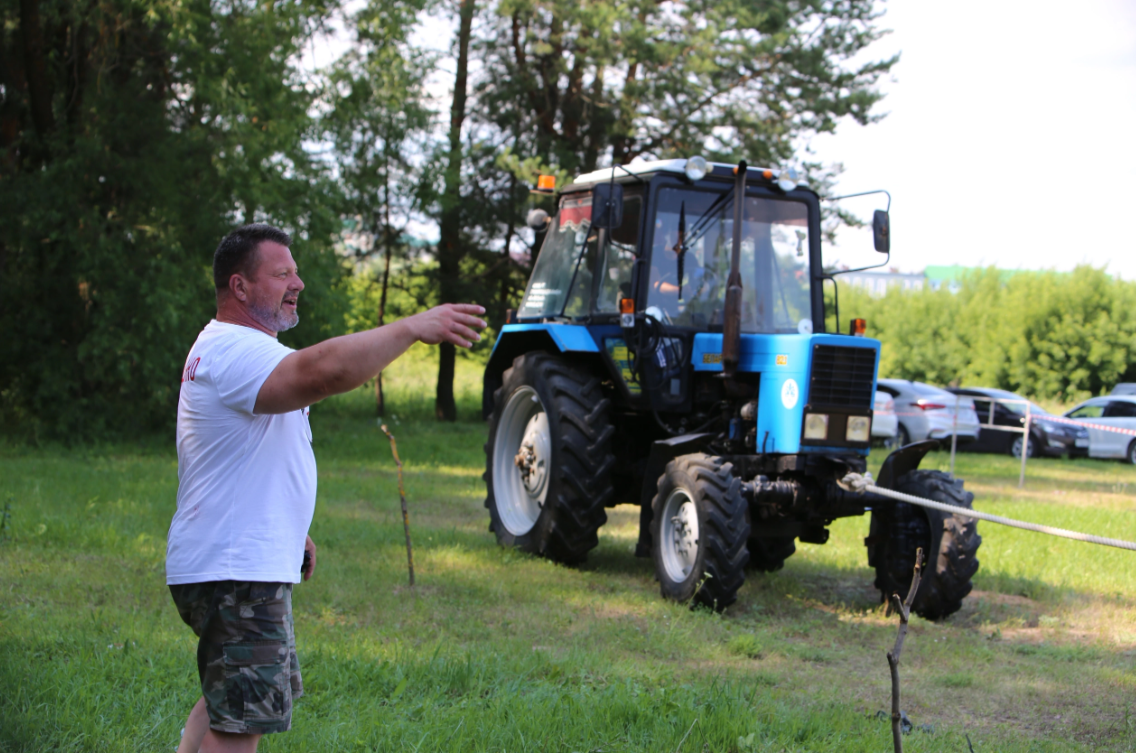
[254,303,486,415]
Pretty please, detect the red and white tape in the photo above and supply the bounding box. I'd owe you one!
[1035,414,1136,438]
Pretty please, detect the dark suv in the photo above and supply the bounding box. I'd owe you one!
[947,387,1088,458]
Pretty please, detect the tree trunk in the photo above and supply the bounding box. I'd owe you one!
[19,0,54,141]
[435,0,475,422]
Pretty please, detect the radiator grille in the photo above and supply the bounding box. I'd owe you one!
[808,345,876,408]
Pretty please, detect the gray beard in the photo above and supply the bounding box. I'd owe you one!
[249,301,299,333]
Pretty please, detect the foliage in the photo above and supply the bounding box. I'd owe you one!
[838,266,1136,401]
[475,0,896,175]
[0,0,346,439]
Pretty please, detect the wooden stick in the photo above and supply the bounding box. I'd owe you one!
[887,547,924,753]
[380,424,415,587]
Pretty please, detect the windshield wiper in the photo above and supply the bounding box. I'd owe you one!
[684,190,733,251]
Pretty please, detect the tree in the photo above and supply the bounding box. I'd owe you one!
[0,0,345,438]
[474,0,896,175]
[435,0,477,421]
[325,0,434,415]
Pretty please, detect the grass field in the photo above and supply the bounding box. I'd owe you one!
[2,350,1136,752]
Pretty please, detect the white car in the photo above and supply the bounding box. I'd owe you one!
[872,390,898,445]
[1063,396,1136,463]
[877,379,981,447]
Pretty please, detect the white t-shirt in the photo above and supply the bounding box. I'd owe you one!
[166,320,317,585]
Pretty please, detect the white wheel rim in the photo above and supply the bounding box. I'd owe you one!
[493,386,550,535]
[660,488,700,582]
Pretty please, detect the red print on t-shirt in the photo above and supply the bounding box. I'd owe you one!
[182,357,201,383]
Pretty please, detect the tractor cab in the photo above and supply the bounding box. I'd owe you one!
[481,157,981,619]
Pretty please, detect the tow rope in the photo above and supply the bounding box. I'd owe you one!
[838,472,1136,553]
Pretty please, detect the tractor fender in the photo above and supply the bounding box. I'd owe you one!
[483,324,603,419]
[875,439,939,490]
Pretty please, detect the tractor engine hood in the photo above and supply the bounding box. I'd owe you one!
[692,332,880,455]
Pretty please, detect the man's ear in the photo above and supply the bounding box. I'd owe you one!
[229,273,250,302]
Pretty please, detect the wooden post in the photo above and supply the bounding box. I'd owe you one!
[887,547,924,753]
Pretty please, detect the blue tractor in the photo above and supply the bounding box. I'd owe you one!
[482,158,981,619]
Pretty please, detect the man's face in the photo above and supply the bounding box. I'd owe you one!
[244,241,305,333]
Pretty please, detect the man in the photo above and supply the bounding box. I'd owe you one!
[167,223,485,753]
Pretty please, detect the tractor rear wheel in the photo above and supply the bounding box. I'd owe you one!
[651,454,750,610]
[484,352,614,564]
[867,469,981,620]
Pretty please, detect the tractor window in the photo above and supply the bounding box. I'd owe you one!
[647,188,812,333]
[517,194,592,319]
[563,230,601,318]
[595,196,642,313]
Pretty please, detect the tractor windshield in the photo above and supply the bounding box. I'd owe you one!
[647,187,812,334]
[517,194,595,319]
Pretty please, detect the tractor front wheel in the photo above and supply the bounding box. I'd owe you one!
[651,454,750,610]
[484,353,614,564]
[867,469,982,620]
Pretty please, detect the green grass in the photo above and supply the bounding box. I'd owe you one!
[2,354,1136,751]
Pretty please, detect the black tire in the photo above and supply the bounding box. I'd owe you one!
[1127,440,1136,465]
[897,424,911,447]
[650,454,749,610]
[867,470,981,621]
[1010,433,1037,459]
[746,534,796,573]
[484,353,614,564]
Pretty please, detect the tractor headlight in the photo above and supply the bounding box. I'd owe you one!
[846,416,871,443]
[803,413,829,440]
[684,156,709,182]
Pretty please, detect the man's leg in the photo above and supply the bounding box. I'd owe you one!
[178,697,209,753]
[200,730,262,752]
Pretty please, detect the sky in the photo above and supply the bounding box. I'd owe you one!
[812,0,1136,276]
[306,0,1136,276]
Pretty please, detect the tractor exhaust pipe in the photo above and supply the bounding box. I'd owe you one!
[721,161,746,378]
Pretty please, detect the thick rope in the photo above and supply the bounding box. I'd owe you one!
[838,472,1136,553]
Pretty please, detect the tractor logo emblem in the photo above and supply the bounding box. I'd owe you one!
[781,379,799,409]
[776,355,788,366]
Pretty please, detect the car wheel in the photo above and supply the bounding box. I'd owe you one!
[897,424,911,447]
[1127,440,1136,465]
[1010,434,1037,459]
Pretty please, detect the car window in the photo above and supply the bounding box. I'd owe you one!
[972,399,993,417]
[877,385,899,398]
[1104,401,1136,418]
[1068,403,1104,419]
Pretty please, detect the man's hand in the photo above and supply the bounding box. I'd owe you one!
[405,304,487,348]
[303,535,316,581]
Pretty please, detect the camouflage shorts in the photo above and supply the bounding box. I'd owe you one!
[169,581,303,735]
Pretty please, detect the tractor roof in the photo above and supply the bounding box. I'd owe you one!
[571,159,797,189]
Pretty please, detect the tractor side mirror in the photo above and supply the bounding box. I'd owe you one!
[591,183,624,229]
[872,210,890,253]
